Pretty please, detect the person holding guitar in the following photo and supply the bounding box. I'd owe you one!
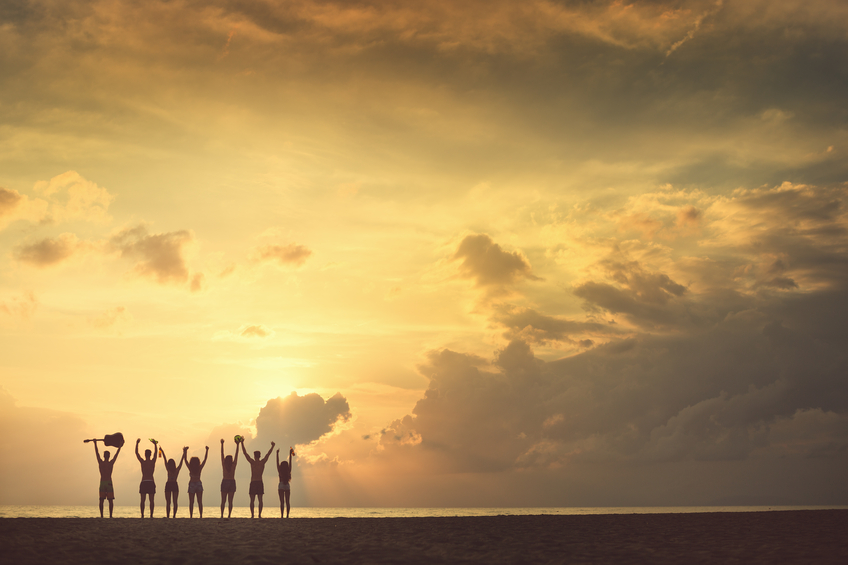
[92,440,122,517]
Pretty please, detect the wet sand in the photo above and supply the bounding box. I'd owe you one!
[2,510,846,564]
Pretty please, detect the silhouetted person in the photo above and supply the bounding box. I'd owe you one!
[187,446,209,518]
[220,437,241,518]
[161,446,187,518]
[276,447,295,518]
[136,438,158,518]
[241,440,275,518]
[93,440,122,517]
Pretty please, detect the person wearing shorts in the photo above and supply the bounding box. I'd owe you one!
[186,445,209,518]
[241,440,275,518]
[161,445,187,518]
[93,440,121,518]
[220,438,241,519]
[135,438,158,518]
[276,447,294,518]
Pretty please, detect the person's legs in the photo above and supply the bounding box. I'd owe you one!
[198,492,204,518]
[278,489,284,518]
[227,491,234,518]
[173,491,178,518]
[166,492,172,518]
[249,493,255,518]
[258,494,263,518]
[140,493,146,518]
[189,492,195,517]
[148,493,155,518]
[284,490,290,518]
[108,499,114,518]
[99,497,105,518]
[220,491,225,518]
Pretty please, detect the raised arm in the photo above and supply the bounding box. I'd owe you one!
[200,446,209,470]
[178,447,187,471]
[276,449,280,470]
[261,441,275,463]
[113,443,122,463]
[93,441,102,462]
[233,438,241,466]
[240,440,254,463]
[135,438,143,463]
[151,440,159,470]
[220,438,225,464]
[159,445,167,463]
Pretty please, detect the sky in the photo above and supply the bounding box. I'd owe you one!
[1,0,847,508]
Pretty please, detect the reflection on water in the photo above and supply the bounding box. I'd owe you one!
[1,505,846,519]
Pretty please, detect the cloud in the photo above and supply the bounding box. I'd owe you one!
[378,314,848,475]
[0,291,38,319]
[0,388,91,504]
[239,324,274,338]
[88,306,132,329]
[1,172,113,234]
[189,272,205,293]
[109,225,195,286]
[0,186,47,230]
[0,187,22,218]
[254,243,313,267]
[493,304,618,346]
[32,170,113,224]
[253,391,352,449]
[453,233,539,288]
[13,233,82,267]
[573,258,689,330]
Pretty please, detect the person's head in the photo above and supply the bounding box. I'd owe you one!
[254,450,261,459]
[279,461,288,473]
[104,451,111,461]
[189,456,200,473]
[225,455,233,465]
[145,449,152,460]
[166,458,176,471]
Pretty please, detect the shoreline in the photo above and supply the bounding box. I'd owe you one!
[2,510,847,564]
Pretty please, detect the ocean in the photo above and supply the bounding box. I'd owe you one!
[1,505,845,519]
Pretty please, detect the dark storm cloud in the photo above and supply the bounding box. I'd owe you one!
[454,234,539,287]
[109,225,194,285]
[573,260,689,329]
[381,307,848,473]
[253,391,352,448]
[379,181,848,475]
[493,304,616,345]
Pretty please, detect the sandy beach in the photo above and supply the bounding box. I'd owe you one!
[2,510,846,564]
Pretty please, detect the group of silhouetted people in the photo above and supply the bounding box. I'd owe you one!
[92,437,295,519]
